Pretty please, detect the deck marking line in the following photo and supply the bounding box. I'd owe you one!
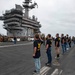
[59,70,63,75]
[41,67,50,75]
[0,42,33,48]
[40,66,51,75]
[51,68,58,75]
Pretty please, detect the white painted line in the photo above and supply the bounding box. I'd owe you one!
[59,70,63,75]
[40,66,46,71]
[41,67,50,75]
[0,42,33,48]
[51,68,58,75]
[40,66,48,74]
[40,66,51,75]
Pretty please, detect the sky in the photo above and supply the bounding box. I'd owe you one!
[0,0,75,37]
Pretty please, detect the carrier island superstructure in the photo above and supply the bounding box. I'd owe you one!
[0,0,41,38]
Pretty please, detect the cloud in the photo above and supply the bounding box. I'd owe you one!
[0,0,75,36]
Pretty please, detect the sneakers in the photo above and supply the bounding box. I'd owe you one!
[53,61,60,66]
[33,70,37,74]
[33,70,40,75]
[67,48,69,50]
[45,63,52,66]
[55,57,60,60]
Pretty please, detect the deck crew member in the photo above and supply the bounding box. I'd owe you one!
[55,33,60,59]
[45,34,52,66]
[33,33,43,74]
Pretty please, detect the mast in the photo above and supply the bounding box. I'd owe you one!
[23,0,38,18]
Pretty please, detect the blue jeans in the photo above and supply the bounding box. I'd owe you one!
[74,40,75,44]
[14,40,16,44]
[34,58,41,73]
[61,44,65,54]
[66,42,69,49]
[72,41,74,46]
[64,43,67,51]
[46,47,52,63]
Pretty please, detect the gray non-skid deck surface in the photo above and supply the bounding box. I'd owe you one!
[0,42,47,75]
[47,45,75,75]
[0,41,75,75]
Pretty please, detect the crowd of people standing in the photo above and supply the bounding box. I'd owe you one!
[32,33,75,75]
